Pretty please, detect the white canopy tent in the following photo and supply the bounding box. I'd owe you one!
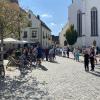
[0,38,29,54]
[0,38,28,44]
[19,40,28,44]
[3,38,20,44]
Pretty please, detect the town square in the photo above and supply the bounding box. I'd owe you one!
[0,0,100,100]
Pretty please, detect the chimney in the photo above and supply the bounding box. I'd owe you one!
[37,15,40,20]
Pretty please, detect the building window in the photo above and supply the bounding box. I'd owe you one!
[28,21,32,27]
[46,33,48,39]
[91,7,98,36]
[43,32,45,39]
[32,31,37,38]
[77,10,82,37]
[23,31,27,38]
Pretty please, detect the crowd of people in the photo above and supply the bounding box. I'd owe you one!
[8,44,57,68]
[61,46,99,72]
[6,43,100,72]
[83,47,97,72]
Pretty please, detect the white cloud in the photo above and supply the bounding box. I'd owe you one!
[61,24,64,27]
[41,13,53,18]
[50,22,57,27]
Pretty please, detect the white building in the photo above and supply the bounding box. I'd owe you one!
[59,23,69,47]
[21,10,52,48]
[69,0,100,47]
[60,0,100,48]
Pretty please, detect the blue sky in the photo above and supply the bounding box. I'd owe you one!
[19,0,71,36]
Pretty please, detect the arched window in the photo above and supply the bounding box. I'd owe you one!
[77,10,82,37]
[91,7,98,36]
[64,40,68,46]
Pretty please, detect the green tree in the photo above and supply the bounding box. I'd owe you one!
[0,0,28,39]
[65,25,78,45]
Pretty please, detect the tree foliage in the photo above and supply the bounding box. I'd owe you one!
[65,25,78,45]
[0,0,28,39]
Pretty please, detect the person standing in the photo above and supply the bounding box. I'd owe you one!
[76,48,80,62]
[84,50,89,71]
[90,47,95,71]
[73,48,76,60]
[49,47,54,62]
[67,46,70,58]
[36,44,43,66]
[32,47,38,65]
[45,48,49,61]
[94,47,97,65]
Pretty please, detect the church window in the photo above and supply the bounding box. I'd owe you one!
[91,7,98,36]
[77,10,82,37]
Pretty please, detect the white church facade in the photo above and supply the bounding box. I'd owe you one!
[69,0,100,47]
[60,0,100,47]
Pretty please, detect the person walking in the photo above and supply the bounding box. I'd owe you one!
[45,48,49,61]
[36,44,43,66]
[90,47,95,71]
[84,49,89,71]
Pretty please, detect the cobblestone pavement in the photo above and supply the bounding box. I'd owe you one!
[0,55,100,100]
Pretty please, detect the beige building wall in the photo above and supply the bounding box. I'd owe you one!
[21,10,51,48]
[59,24,69,47]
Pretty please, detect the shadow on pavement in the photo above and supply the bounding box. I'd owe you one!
[48,60,59,64]
[95,65,100,69]
[61,56,84,64]
[0,74,49,100]
[36,65,48,71]
[18,66,33,78]
[88,71,100,77]
[96,67,100,70]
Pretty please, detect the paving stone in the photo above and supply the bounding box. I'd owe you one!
[1,56,100,100]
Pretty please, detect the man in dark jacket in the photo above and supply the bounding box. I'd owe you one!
[84,50,89,71]
[90,48,95,71]
[45,48,49,61]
